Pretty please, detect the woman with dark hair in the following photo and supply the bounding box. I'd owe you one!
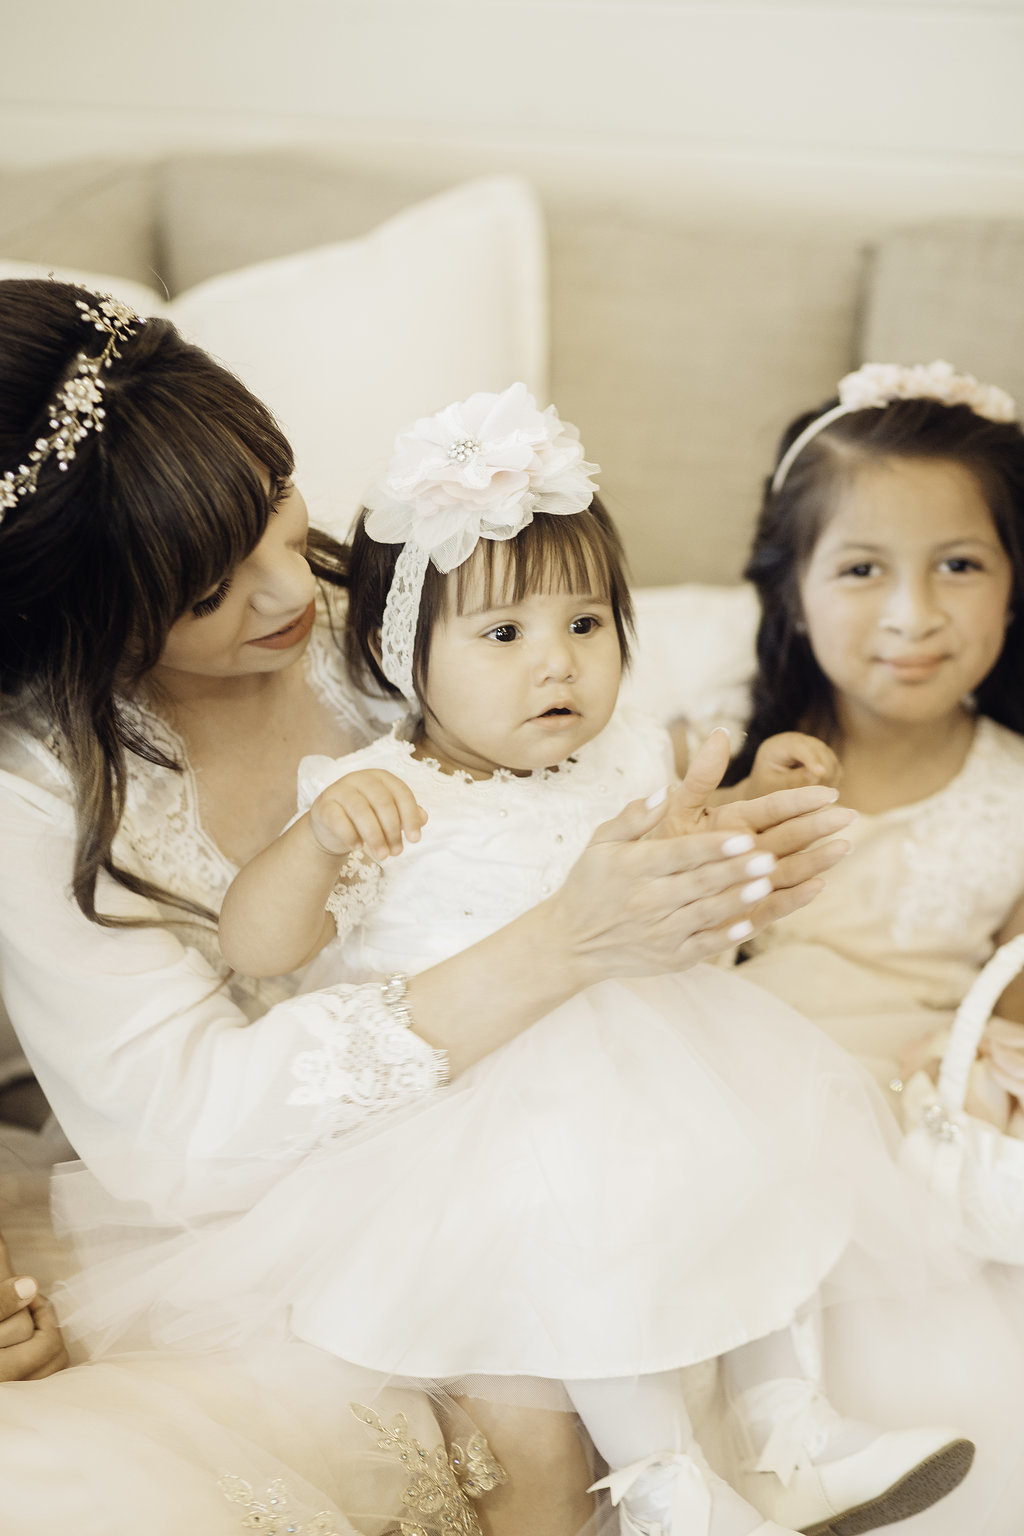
[0,279,851,1533]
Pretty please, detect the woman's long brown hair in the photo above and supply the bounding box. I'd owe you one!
[0,279,348,925]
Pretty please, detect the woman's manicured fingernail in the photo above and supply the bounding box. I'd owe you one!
[14,1277,36,1301]
[744,852,775,877]
[645,787,668,809]
[722,834,755,856]
[727,919,754,942]
[712,725,731,742]
[741,876,773,903]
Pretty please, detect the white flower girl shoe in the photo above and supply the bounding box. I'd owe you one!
[590,1442,801,1536]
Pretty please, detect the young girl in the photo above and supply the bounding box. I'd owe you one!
[725,362,1024,1127]
[209,384,971,1536]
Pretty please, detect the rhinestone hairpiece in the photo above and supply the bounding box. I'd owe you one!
[770,359,1018,495]
[0,291,143,524]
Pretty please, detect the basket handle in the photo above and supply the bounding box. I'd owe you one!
[937,932,1024,1110]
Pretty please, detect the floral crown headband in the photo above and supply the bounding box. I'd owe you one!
[363,381,600,704]
[0,291,144,524]
[770,359,1018,495]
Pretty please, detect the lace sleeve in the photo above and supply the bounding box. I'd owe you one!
[286,981,450,1136]
[325,849,386,943]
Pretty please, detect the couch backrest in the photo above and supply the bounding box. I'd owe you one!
[2,152,1022,586]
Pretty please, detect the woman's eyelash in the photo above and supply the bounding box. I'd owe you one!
[192,579,231,618]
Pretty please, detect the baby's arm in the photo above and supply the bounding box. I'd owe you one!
[219,770,427,978]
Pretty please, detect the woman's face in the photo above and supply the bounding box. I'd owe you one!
[155,479,319,682]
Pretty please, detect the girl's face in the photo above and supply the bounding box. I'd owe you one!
[798,456,1014,735]
[154,479,318,682]
[417,555,623,777]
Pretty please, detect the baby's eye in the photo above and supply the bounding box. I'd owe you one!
[191,578,232,618]
[485,623,520,643]
[570,615,599,635]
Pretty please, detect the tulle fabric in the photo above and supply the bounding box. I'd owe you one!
[52,966,963,1380]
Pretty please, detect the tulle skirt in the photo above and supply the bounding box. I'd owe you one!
[53,966,955,1381]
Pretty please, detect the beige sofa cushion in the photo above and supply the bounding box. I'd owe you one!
[0,160,156,288]
[548,211,866,585]
[862,220,1024,408]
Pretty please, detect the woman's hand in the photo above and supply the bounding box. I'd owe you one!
[546,728,853,985]
[0,1236,68,1382]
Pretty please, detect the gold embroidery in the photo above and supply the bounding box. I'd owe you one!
[351,1403,507,1535]
[218,1473,341,1534]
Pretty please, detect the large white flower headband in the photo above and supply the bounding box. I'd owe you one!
[363,381,600,703]
[0,291,144,524]
[770,359,1018,495]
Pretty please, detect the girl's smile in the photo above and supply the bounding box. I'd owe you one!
[799,456,1014,737]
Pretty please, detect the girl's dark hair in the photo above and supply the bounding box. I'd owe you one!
[727,396,1024,783]
[0,278,347,925]
[345,492,633,705]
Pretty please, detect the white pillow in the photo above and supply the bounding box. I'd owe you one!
[622,583,759,738]
[0,176,547,539]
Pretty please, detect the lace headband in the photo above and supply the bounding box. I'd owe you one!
[770,360,1018,495]
[363,382,600,704]
[0,291,144,524]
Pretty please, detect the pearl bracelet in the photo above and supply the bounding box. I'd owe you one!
[380,973,451,1087]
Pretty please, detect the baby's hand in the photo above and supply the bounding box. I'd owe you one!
[309,770,428,862]
[747,732,841,798]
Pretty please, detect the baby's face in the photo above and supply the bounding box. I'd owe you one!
[416,568,623,778]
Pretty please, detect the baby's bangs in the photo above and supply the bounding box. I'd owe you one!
[452,512,617,611]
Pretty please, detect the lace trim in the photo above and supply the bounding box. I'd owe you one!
[287,985,448,1130]
[218,1473,342,1533]
[351,1404,507,1534]
[891,720,1024,948]
[325,849,386,941]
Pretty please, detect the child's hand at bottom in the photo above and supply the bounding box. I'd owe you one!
[747,732,841,798]
[309,770,428,863]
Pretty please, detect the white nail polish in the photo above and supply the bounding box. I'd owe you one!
[727,919,754,943]
[645,786,668,809]
[741,876,773,903]
[722,833,755,856]
[744,852,776,877]
[712,725,732,742]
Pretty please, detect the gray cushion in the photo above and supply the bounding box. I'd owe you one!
[862,220,1024,408]
[0,159,157,288]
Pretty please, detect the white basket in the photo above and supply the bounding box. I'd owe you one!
[899,933,1024,1265]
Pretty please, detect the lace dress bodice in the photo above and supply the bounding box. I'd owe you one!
[738,716,1024,1082]
[297,707,675,983]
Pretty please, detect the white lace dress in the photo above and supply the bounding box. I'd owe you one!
[737,717,1024,1090]
[72,708,959,1395]
[0,610,496,1536]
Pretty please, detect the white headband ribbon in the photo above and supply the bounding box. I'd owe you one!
[771,360,1018,495]
[363,382,600,703]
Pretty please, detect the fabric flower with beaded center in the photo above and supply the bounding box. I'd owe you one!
[363,381,600,574]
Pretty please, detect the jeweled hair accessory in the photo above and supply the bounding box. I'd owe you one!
[364,381,599,703]
[771,359,1018,495]
[0,291,144,523]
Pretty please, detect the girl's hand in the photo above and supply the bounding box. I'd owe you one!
[309,770,428,863]
[746,732,842,798]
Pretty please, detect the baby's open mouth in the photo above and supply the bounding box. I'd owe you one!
[539,707,575,717]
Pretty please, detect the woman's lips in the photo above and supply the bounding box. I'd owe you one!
[247,600,317,650]
[880,654,946,679]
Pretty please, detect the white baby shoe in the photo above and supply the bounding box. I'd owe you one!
[732,1378,974,1535]
[591,1443,802,1536]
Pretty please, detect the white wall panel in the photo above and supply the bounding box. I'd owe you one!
[3,1,1022,223]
